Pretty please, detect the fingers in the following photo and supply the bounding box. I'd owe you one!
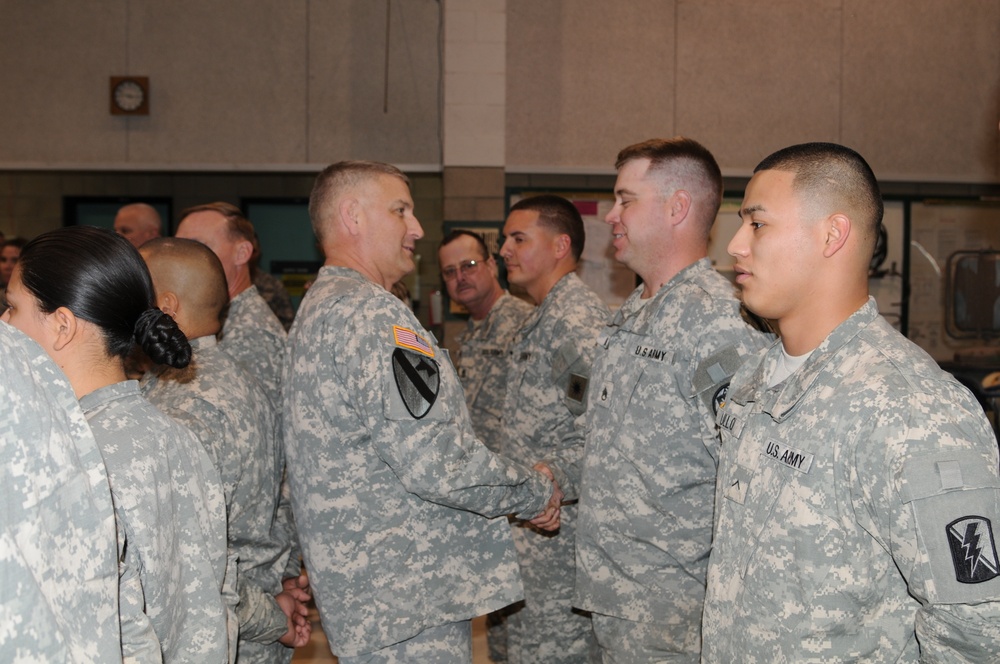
[282,573,312,602]
[534,461,555,482]
[528,469,563,531]
[276,589,314,648]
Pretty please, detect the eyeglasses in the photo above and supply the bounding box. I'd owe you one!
[441,259,482,281]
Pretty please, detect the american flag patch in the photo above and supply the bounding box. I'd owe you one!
[392,326,435,358]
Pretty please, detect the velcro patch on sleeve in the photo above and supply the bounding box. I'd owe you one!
[900,451,1000,603]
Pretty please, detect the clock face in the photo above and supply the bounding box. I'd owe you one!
[114,80,145,112]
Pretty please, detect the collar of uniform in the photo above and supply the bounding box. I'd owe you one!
[518,271,580,336]
[230,285,255,307]
[79,380,140,414]
[189,334,219,351]
[318,264,378,285]
[760,297,880,421]
[617,258,717,337]
[474,290,512,338]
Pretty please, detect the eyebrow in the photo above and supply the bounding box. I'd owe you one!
[738,204,764,219]
[614,187,637,198]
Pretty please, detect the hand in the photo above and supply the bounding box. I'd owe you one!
[529,463,563,531]
[275,587,312,648]
[282,573,312,603]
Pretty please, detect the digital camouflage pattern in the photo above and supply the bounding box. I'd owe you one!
[454,291,534,454]
[453,290,533,663]
[500,272,609,664]
[0,324,122,663]
[546,260,770,662]
[283,266,554,658]
[337,621,472,664]
[704,298,1000,663]
[82,380,232,663]
[221,286,287,409]
[221,284,302,586]
[142,335,294,664]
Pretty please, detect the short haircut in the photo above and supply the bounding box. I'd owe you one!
[17,226,189,366]
[142,237,230,323]
[509,195,585,262]
[755,142,883,251]
[179,201,256,244]
[308,161,410,243]
[615,137,723,237]
[439,229,490,260]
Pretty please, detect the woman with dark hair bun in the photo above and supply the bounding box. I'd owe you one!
[1,226,234,663]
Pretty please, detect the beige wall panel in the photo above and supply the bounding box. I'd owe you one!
[308,0,441,166]
[126,1,308,165]
[0,1,128,163]
[841,0,1000,182]
[675,0,842,174]
[506,0,677,170]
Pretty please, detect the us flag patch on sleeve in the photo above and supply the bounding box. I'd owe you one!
[393,325,435,358]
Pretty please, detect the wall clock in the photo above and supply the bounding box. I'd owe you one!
[110,76,149,115]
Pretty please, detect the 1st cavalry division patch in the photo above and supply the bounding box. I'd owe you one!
[392,348,439,419]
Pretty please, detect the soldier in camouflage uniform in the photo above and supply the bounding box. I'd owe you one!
[540,139,771,663]
[176,202,286,408]
[3,226,236,663]
[703,142,1000,662]
[140,238,311,662]
[0,323,121,663]
[284,160,563,663]
[439,230,534,454]
[498,195,609,663]
[177,203,304,596]
[84,384,235,663]
[439,229,535,662]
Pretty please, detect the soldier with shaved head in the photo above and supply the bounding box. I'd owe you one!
[140,238,311,663]
[702,143,1000,662]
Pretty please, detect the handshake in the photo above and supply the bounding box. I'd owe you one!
[527,462,563,531]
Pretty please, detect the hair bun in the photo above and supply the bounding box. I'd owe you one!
[134,308,192,369]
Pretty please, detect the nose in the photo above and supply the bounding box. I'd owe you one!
[604,203,620,225]
[728,223,750,258]
[499,236,512,259]
[408,213,425,241]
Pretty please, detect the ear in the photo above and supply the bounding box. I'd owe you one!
[233,239,253,267]
[822,213,852,258]
[486,254,499,278]
[338,197,362,236]
[157,291,180,318]
[668,190,692,226]
[552,234,572,261]
[49,306,80,352]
